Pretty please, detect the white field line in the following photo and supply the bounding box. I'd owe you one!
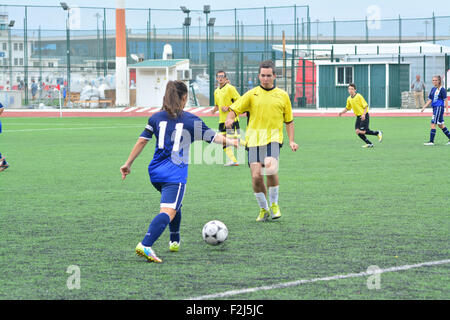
[5,125,143,133]
[187,259,450,300]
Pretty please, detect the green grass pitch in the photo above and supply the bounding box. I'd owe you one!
[0,116,449,299]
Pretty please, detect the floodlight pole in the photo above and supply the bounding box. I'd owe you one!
[95,13,101,77]
[208,18,215,57]
[7,20,14,91]
[60,3,71,107]
[205,12,209,61]
[204,5,210,66]
[187,18,190,59]
[24,6,29,105]
[181,7,191,59]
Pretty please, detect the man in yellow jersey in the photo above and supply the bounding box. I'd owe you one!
[212,70,241,166]
[339,83,383,148]
[225,60,299,222]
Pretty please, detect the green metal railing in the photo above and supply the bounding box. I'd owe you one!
[1,3,449,107]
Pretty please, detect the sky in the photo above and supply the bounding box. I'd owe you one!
[0,0,448,32]
[1,0,446,21]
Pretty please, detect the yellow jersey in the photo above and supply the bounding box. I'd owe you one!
[346,93,369,116]
[214,83,241,123]
[230,86,293,147]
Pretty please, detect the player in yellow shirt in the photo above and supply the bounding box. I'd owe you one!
[338,83,383,148]
[212,70,241,166]
[225,60,299,222]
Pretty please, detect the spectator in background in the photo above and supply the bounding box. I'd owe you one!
[411,75,425,108]
[248,77,254,90]
[31,80,38,100]
[0,102,9,172]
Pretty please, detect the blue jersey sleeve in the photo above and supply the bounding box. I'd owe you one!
[441,88,447,100]
[139,116,155,140]
[191,114,217,143]
[428,88,434,101]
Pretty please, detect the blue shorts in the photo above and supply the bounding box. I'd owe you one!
[0,120,2,134]
[431,106,445,125]
[151,182,186,211]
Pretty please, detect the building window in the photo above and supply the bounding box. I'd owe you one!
[13,43,18,51]
[336,66,353,86]
[2,43,6,51]
[48,62,54,67]
[19,58,23,65]
[14,58,18,66]
[19,43,23,51]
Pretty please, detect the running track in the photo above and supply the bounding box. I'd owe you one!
[4,106,435,118]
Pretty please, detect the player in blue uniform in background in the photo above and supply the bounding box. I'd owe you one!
[0,102,9,172]
[120,81,239,263]
[421,75,450,145]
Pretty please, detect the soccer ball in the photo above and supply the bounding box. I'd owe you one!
[202,220,228,245]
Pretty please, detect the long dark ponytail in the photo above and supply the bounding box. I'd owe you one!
[162,81,188,118]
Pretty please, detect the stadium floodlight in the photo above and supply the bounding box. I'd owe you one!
[60,2,69,10]
[183,17,192,27]
[207,17,216,27]
[180,6,190,14]
[203,5,211,14]
[8,20,15,28]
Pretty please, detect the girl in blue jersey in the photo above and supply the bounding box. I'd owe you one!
[120,81,239,263]
[421,75,450,145]
[0,102,9,172]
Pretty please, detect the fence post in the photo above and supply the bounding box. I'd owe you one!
[147,9,151,59]
[24,6,29,106]
[291,49,295,103]
[294,5,297,50]
[103,8,107,77]
[333,17,336,44]
[301,18,304,43]
[38,26,42,99]
[307,6,311,47]
[234,8,237,54]
[153,25,156,59]
[432,12,436,44]
[264,7,267,60]
[445,53,448,90]
[398,15,402,43]
[240,50,244,94]
[8,22,12,91]
[235,20,240,91]
[423,55,426,85]
[208,51,215,106]
[365,16,369,43]
[302,57,305,100]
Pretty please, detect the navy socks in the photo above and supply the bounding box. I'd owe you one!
[142,212,171,247]
[429,129,436,143]
[441,127,450,139]
[169,209,182,243]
